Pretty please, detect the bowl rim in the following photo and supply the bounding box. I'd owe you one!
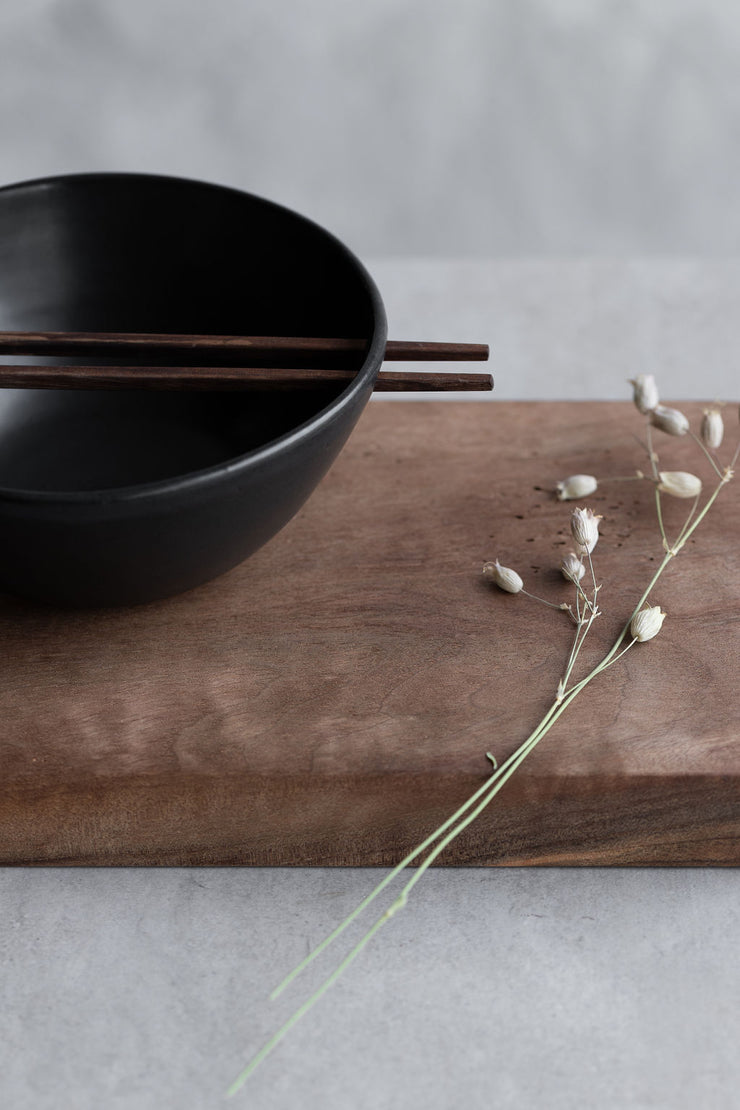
[0,171,387,506]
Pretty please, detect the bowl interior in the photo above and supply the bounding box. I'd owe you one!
[0,175,376,492]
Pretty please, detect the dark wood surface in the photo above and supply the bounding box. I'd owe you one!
[1,402,737,866]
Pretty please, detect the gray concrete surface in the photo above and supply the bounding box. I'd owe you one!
[3,1,740,256]
[1,260,738,1109]
[2,868,739,1110]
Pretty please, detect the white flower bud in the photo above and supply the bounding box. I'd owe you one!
[560,552,585,583]
[570,507,601,554]
[650,405,689,437]
[629,374,659,414]
[630,605,666,642]
[482,559,523,594]
[700,409,724,450]
[657,471,702,499]
[556,474,598,501]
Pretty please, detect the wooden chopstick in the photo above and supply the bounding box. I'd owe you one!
[0,329,491,392]
[0,330,489,364]
[0,363,493,393]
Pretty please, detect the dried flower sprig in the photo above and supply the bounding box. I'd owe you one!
[657,470,702,499]
[227,384,738,1096]
[701,409,724,450]
[651,404,690,437]
[630,605,666,642]
[629,373,659,414]
[483,559,571,614]
[553,471,645,499]
[560,552,585,584]
[482,558,522,593]
[556,473,598,500]
[570,505,601,554]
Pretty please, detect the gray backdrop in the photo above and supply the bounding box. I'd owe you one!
[2,0,740,257]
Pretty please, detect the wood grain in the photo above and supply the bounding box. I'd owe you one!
[0,402,737,866]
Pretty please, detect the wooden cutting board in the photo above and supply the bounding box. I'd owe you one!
[1,401,738,866]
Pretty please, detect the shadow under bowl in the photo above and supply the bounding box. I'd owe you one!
[0,172,386,607]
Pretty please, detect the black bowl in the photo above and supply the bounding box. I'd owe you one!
[0,173,386,607]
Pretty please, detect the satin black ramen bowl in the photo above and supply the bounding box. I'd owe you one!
[0,173,386,607]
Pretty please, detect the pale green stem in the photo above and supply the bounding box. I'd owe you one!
[586,548,598,595]
[574,581,592,612]
[645,421,659,480]
[564,638,635,696]
[574,572,582,623]
[230,618,651,1097]
[270,696,565,1002]
[230,464,736,1095]
[237,541,680,1090]
[672,493,700,549]
[232,592,644,1096]
[229,693,573,1095]
[394,691,591,887]
[555,442,735,712]
[561,615,585,692]
[572,549,674,692]
[226,913,390,1096]
[672,472,731,553]
[689,431,724,480]
[230,698,566,1094]
[561,602,599,691]
[571,560,596,614]
[599,639,636,669]
[521,588,569,612]
[561,555,602,694]
[588,467,733,675]
[653,485,671,552]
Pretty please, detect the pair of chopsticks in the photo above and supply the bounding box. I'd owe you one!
[0,331,491,393]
